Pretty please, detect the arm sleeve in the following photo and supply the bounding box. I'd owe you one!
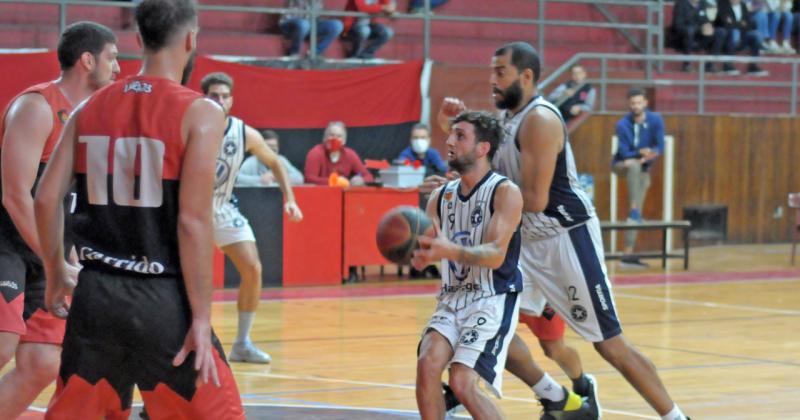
[547,84,567,103]
[235,156,268,187]
[397,147,414,162]
[614,120,639,161]
[580,88,596,112]
[281,155,305,185]
[304,148,330,185]
[346,149,374,182]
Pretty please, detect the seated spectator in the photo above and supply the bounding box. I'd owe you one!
[408,0,449,13]
[547,64,596,123]
[668,0,727,72]
[716,0,769,75]
[236,130,305,187]
[279,0,344,58]
[766,0,796,52]
[304,121,374,185]
[343,0,395,58]
[397,123,447,176]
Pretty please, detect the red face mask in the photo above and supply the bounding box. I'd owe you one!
[326,137,344,152]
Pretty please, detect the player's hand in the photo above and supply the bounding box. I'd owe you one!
[440,97,466,119]
[173,319,221,388]
[420,175,448,193]
[45,261,76,319]
[411,226,450,270]
[284,200,303,223]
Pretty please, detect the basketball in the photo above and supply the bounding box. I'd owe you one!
[375,206,435,264]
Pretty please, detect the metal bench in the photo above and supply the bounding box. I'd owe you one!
[600,220,692,269]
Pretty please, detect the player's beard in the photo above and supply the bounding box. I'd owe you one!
[494,79,523,110]
[181,51,196,86]
[448,148,478,174]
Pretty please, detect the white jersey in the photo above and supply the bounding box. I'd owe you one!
[214,117,246,212]
[436,171,522,311]
[493,96,595,240]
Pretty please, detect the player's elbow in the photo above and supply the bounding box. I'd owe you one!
[177,213,211,241]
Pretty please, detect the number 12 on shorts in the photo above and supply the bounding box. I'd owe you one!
[79,136,165,208]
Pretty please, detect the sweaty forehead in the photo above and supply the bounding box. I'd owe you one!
[491,52,512,69]
[452,121,474,135]
[208,84,231,95]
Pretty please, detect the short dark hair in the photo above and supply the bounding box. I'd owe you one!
[200,72,233,94]
[261,129,278,140]
[57,21,116,71]
[411,123,430,133]
[136,0,197,51]
[452,110,502,160]
[494,42,541,83]
[628,87,647,99]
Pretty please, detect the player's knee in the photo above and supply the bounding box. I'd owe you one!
[447,365,478,402]
[539,339,560,360]
[17,350,59,386]
[416,353,440,380]
[593,337,630,367]
[0,346,13,369]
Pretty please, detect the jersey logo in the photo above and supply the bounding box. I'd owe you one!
[57,109,69,124]
[223,141,238,156]
[458,329,479,345]
[215,159,230,188]
[470,205,484,227]
[448,231,473,281]
[124,80,152,94]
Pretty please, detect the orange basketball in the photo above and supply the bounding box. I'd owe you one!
[375,206,434,264]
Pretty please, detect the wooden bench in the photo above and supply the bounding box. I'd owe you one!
[600,220,692,269]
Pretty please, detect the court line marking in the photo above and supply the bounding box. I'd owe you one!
[236,371,658,419]
[613,291,800,316]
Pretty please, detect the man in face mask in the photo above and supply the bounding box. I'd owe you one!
[304,121,374,185]
[397,123,448,176]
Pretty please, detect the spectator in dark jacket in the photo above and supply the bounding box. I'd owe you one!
[716,0,770,75]
[669,0,727,72]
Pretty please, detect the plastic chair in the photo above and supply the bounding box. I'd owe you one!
[790,193,800,265]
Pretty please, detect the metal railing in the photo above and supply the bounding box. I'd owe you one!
[539,52,800,115]
[0,0,663,65]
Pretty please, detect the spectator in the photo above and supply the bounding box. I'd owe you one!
[766,0,796,52]
[342,0,395,58]
[748,1,779,51]
[668,0,727,72]
[612,88,664,269]
[279,0,344,58]
[408,0,449,13]
[304,121,374,185]
[546,64,596,122]
[716,0,770,75]
[236,130,305,186]
[396,123,447,176]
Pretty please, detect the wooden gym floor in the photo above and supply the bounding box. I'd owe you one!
[12,243,800,419]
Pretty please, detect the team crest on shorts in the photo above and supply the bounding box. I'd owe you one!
[233,218,245,228]
[459,329,479,345]
[570,305,588,322]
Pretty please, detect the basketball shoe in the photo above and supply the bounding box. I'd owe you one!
[539,386,593,420]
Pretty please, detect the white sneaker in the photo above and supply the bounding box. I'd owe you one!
[767,39,782,54]
[229,341,272,364]
[781,40,796,54]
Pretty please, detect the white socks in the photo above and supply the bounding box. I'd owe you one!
[661,404,687,420]
[532,373,566,402]
[236,311,256,344]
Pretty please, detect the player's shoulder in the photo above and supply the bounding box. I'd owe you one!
[493,176,522,201]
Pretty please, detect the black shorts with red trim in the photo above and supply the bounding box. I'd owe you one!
[0,230,65,344]
[46,269,244,420]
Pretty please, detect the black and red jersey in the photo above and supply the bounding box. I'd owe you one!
[72,76,202,277]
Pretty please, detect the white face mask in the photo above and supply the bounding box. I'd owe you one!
[329,151,341,163]
[411,138,430,154]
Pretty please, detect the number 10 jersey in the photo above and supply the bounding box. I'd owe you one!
[72,76,203,277]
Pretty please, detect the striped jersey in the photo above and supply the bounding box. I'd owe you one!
[213,117,246,212]
[436,171,522,311]
[492,95,595,239]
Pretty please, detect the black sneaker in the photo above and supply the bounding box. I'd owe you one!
[746,64,769,76]
[704,62,718,73]
[540,387,592,420]
[442,382,463,414]
[575,374,601,419]
[619,257,649,269]
[722,63,741,75]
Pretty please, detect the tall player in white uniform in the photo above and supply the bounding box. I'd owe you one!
[201,72,303,363]
[414,110,574,420]
[439,42,690,420]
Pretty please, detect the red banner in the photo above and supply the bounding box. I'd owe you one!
[1,53,422,129]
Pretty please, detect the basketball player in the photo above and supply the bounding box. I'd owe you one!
[413,110,586,420]
[34,1,244,418]
[438,42,690,420]
[0,21,118,419]
[200,71,303,363]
